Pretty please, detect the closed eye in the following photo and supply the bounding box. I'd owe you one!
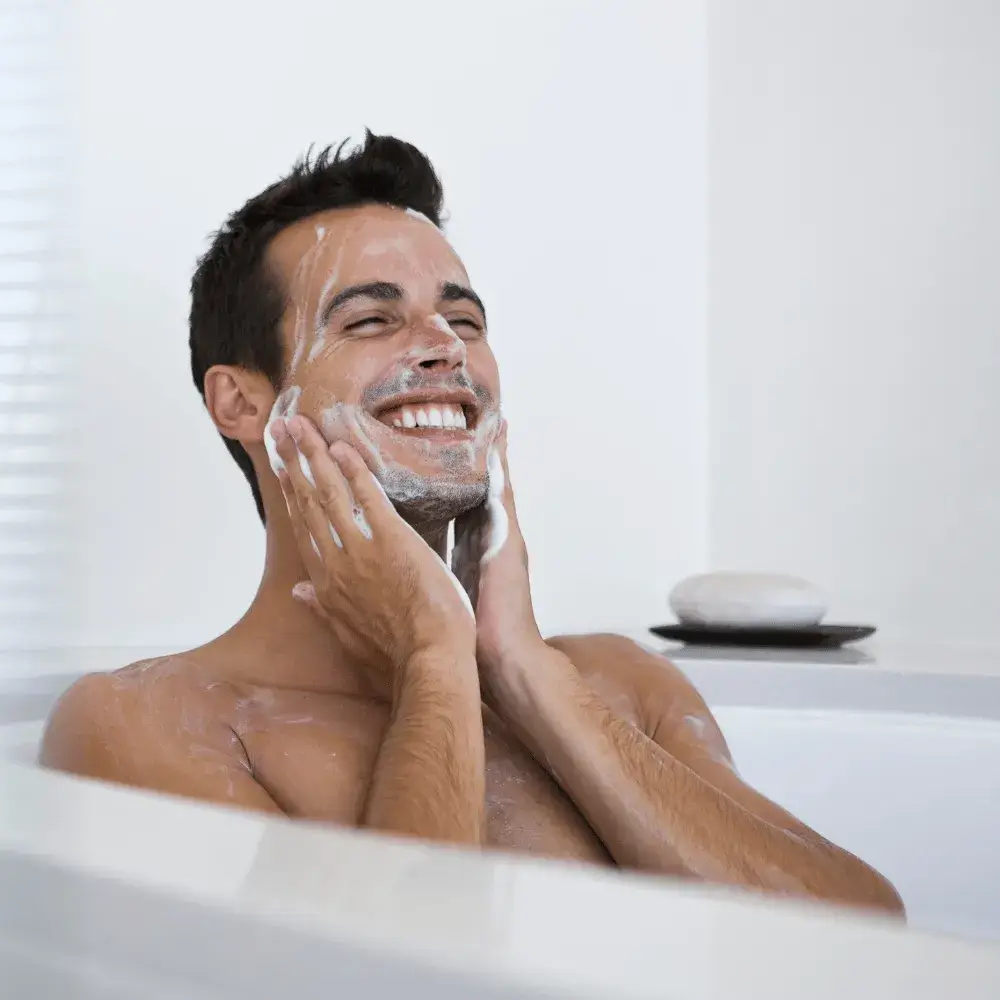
[344,316,388,332]
[448,318,484,333]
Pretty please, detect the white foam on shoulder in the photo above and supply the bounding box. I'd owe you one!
[404,207,435,226]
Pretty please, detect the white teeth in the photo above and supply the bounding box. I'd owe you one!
[388,403,470,431]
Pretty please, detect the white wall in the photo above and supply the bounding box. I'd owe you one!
[71,0,997,653]
[68,1,708,648]
[708,1,1000,643]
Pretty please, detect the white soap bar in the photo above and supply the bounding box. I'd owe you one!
[669,572,828,628]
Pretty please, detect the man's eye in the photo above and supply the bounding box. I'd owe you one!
[345,316,387,331]
[449,318,483,333]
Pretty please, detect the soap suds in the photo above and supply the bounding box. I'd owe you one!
[265,386,302,475]
[320,384,494,528]
[447,564,475,618]
[306,233,350,365]
[404,207,435,226]
[428,313,455,336]
[288,227,333,374]
[298,452,316,487]
[682,714,708,738]
[482,446,508,562]
[352,504,372,540]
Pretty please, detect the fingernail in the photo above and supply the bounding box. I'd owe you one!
[287,416,303,443]
[270,418,288,442]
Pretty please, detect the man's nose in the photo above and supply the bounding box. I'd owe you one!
[411,316,467,372]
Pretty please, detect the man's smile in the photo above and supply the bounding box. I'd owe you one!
[368,386,480,442]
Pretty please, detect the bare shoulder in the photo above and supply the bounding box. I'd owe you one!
[545,633,707,723]
[544,632,733,756]
[40,657,216,777]
[38,657,279,812]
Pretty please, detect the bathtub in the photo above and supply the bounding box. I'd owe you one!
[1,641,999,998]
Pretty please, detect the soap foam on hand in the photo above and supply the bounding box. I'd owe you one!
[669,572,828,629]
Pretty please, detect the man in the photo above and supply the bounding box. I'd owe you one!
[41,133,902,914]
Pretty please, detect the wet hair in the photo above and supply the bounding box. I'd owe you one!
[188,131,446,524]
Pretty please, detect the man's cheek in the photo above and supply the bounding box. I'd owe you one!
[319,401,381,465]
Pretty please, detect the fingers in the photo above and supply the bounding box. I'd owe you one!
[328,440,395,529]
[492,418,513,494]
[272,419,343,559]
[491,417,520,525]
[272,415,354,550]
[494,416,509,463]
[277,469,326,572]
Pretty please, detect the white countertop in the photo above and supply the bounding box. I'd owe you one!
[627,630,1000,677]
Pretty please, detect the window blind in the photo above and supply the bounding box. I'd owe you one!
[0,1,67,650]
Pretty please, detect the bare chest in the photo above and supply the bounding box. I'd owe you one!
[233,692,611,865]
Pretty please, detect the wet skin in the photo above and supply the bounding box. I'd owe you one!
[40,205,905,914]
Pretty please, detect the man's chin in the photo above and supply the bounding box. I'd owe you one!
[378,467,488,527]
[319,405,489,523]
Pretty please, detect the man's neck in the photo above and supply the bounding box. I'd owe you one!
[217,503,451,694]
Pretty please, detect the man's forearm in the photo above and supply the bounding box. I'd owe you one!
[487,645,899,909]
[363,648,485,846]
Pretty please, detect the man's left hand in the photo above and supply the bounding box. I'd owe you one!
[452,421,547,686]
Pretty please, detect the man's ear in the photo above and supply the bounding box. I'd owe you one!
[202,365,276,445]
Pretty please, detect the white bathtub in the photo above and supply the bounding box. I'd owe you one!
[715,706,1000,940]
[1,641,999,998]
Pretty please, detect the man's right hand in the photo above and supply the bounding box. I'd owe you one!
[271,414,477,698]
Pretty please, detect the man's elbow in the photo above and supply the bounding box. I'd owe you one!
[825,856,906,920]
[764,842,907,919]
[861,872,907,919]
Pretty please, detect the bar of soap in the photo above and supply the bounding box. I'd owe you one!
[669,572,828,628]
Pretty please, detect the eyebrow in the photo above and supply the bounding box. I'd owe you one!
[319,280,488,329]
[440,282,487,326]
[320,281,403,328]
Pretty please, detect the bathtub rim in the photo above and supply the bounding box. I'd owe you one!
[1,755,999,1000]
[2,643,1000,997]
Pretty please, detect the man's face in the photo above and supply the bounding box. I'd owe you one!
[265,204,501,525]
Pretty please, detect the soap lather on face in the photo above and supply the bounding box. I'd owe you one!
[264,203,503,534]
[264,386,302,476]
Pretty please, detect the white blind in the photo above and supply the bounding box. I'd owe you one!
[0,1,66,650]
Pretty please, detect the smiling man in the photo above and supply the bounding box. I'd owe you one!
[41,133,902,914]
